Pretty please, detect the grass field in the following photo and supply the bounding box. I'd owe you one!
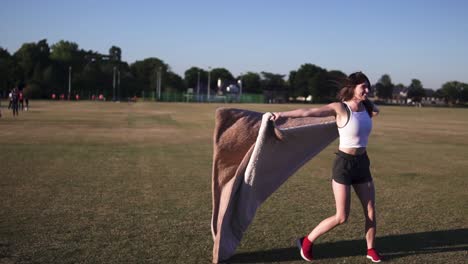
[0,101,467,263]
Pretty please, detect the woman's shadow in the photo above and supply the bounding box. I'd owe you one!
[226,228,468,263]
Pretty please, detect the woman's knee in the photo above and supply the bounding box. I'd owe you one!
[335,213,348,225]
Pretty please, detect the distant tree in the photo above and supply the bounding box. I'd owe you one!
[129,59,185,97]
[375,74,394,99]
[392,83,407,102]
[37,39,50,64]
[184,67,207,90]
[1,46,11,58]
[50,40,79,63]
[433,88,444,99]
[289,63,325,98]
[110,62,132,99]
[260,71,287,103]
[49,40,85,95]
[407,79,425,102]
[15,42,33,66]
[288,64,345,102]
[438,81,468,104]
[241,72,261,93]
[12,39,51,97]
[165,71,186,93]
[460,85,468,102]
[308,70,329,101]
[287,70,297,96]
[42,63,61,95]
[210,68,234,89]
[8,38,468,102]
[394,83,406,90]
[130,58,167,94]
[260,71,286,91]
[321,70,347,101]
[76,60,104,96]
[14,40,50,80]
[408,79,423,90]
[0,47,20,94]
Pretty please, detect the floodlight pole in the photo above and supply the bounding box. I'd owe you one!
[158,67,162,100]
[117,70,120,101]
[207,66,211,101]
[197,70,200,98]
[238,72,243,101]
[154,70,159,101]
[68,66,72,100]
[112,66,116,101]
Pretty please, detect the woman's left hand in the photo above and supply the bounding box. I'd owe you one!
[270,112,280,121]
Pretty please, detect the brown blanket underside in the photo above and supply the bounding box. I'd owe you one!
[211,108,338,263]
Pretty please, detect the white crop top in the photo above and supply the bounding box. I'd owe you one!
[338,103,372,148]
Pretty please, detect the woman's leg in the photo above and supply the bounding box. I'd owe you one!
[353,181,376,249]
[307,180,351,242]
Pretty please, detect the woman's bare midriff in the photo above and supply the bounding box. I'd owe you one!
[339,147,367,155]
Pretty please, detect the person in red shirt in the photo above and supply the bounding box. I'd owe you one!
[19,91,24,111]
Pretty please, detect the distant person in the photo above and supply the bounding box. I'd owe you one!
[75,94,80,101]
[11,87,19,117]
[25,96,29,111]
[52,93,56,100]
[19,90,24,111]
[128,96,137,103]
[8,90,13,109]
[271,72,382,263]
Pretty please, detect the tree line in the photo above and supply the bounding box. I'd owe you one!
[1,39,467,104]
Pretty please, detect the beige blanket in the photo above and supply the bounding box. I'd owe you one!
[211,108,338,263]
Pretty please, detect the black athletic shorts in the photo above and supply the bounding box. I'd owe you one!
[332,150,373,185]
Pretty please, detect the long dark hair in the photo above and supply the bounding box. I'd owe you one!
[337,72,373,117]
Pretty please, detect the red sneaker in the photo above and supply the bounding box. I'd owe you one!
[366,248,382,262]
[296,237,313,262]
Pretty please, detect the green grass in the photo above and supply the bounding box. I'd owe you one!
[0,101,467,263]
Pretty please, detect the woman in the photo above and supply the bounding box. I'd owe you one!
[271,72,382,262]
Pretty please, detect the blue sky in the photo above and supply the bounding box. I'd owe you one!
[1,0,467,89]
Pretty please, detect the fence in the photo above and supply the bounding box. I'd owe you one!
[138,91,265,103]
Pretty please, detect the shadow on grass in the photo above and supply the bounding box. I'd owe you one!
[226,228,468,263]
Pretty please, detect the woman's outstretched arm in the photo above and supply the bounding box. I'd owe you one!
[271,103,339,120]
